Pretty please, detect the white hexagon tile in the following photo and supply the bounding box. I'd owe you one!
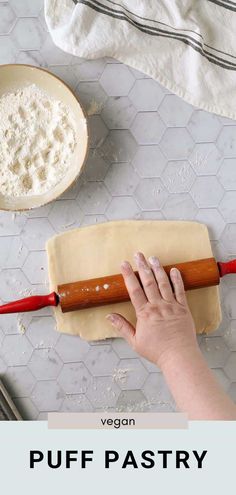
[1,0,236,419]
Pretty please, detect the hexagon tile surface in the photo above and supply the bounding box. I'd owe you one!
[1,0,236,419]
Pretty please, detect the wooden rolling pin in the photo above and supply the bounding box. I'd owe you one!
[0,257,235,315]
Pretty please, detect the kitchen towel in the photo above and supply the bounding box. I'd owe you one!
[45,0,236,119]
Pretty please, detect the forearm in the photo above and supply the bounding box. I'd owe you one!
[161,346,236,420]
[110,254,236,419]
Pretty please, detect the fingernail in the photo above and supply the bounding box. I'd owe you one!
[170,267,179,278]
[149,256,160,267]
[134,252,151,272]
[134,252,146,266]
[121,260,132,274]
[134,252,143,261]
[134,252,142,266]
[106,314,118,326]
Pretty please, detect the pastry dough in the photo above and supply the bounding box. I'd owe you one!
[46,221,222,341]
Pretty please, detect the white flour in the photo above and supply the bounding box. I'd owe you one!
[0,84,77,197]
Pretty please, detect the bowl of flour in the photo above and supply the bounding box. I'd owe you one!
[0,64,89,210]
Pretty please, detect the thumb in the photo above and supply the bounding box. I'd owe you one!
[106,313,135,345]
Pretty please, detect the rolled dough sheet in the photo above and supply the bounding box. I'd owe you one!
[46,220,222,341]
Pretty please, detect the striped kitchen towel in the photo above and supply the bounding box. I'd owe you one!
[45,0,236,119]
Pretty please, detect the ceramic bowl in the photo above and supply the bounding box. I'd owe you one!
[0,64,89,211]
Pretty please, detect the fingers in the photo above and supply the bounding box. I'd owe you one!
[134,252,161,303]
[120,254,186,307]
[121,260,147,311]
[106,313,135,345]
[170,268,187,306]
[149,256,174,302]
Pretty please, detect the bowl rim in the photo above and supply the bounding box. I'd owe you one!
[0,63,90,212]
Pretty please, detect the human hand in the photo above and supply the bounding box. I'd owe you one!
[106,252,197,368]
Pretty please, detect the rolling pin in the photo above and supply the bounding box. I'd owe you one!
[0,257,235,315]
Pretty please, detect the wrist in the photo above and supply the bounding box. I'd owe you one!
[158,341,201,373]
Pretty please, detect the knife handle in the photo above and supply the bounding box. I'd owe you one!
[218,259,236,277]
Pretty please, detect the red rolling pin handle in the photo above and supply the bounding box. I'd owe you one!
[0,292,58,315]
[218,260,236,277]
